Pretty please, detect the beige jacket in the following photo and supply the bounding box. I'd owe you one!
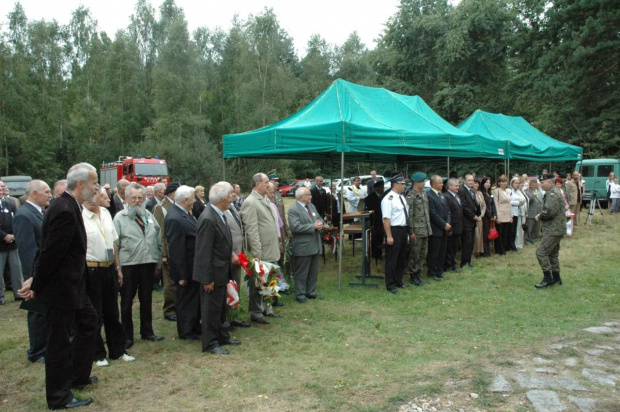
[565,179,579,206]
[493,188,512,223]
[240,190,280,262]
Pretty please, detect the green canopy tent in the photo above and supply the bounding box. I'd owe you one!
[222,79,508,289]
[457,110,583,162]
[223,79,507,162]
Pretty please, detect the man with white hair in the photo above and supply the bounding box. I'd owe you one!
[193,182,241,354]
[289,186,326,303]
[165,185,200,341]
[19,163,100,410]
[114,183,164,348]
[14,180,52,363]
[146,182,166,212]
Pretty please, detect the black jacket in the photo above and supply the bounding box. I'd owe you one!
[13,202,44,278]
[0,197,17,252]
[444,192,463,235]
[165,204,197,282]
[458,185,480,228]
[427,189,451,237]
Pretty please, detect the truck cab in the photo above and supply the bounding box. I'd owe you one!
[575,158,620,206]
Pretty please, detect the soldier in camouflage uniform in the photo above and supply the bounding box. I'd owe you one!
[534,174,566,288]
[407,172,431,286]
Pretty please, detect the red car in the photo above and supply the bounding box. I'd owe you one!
[279,179,312,196]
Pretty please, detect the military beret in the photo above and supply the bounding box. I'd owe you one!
[164,182,180,195]
[373,179,384,187]
[540,174,555,182]
[410,172,427,182]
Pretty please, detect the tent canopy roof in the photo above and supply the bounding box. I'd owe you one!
[223,79,507,161]
[457,110,582,162]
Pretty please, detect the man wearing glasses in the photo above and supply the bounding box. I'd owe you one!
[113,183,164,349]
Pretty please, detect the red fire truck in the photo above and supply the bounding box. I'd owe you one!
[100,156,170,188]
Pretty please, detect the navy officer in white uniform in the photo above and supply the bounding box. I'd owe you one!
[381,174,410,294]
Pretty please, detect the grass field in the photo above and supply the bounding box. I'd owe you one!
[0,202,618,411]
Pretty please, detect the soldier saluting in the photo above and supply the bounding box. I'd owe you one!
[534,174,566,288]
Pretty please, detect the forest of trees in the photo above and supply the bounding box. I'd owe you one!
[0,0,617,186]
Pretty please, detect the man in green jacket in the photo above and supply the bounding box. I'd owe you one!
[534,174,566,288]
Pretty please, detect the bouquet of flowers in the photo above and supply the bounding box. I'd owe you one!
[237,252,281,306]
[320,220,340,255]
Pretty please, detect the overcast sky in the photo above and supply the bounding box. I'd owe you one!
[0,0,402,55]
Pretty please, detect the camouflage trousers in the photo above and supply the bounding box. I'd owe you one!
[536,234,562,272]
[407,235,428,276]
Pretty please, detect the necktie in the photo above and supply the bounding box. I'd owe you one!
[398,195,410,227]
[135,216,145,234]
[455,194,461,205]
[469,188,475,201]
[222,213,227,225]
[305,204,313,219]
[188,211,196,221]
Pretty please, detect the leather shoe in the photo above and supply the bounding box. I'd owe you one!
[206,346,229,355]
[125,340,133,349]
[450,267,461,273]
[432,276,442,281]
[388,288,398,294]
[71,376,98,388]
[273,301,284,307]
[0,298,4,305]
[281,289,291,295]
[164,315,177,322]
[266,313,282,318]
[141,335,164,342]
[252,317,270,324]
[306,294,324,299]
[50,397,93,410]
[224,324,236,332]
[220,339,241,346]
[296,298,308,304]
[180,335,199,341]
[231,320,251,328]
[397,284,410,289]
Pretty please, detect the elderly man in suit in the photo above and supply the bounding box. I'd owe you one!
[153,182,179,321]
[19,163,100,410]
[310,176,328,219]
[0,180,24,303]
[14,180,52,363]
[444,178,464,273]
[289,186,326,303]
[165,185,200,341]
[146,182,166,213]
[225,201,251,329]
[111,179,129,218]
[427,175,451,281]
[193,182,241,354]
[240,173,280,324]
[458,174,481,268]
[114,183,164,348]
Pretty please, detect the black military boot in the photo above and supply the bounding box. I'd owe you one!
[409,271,421,286]
[552,271,562,285]
[535,271,553,288]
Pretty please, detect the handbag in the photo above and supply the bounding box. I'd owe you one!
[488,221,499,240]
[521,222,528,232]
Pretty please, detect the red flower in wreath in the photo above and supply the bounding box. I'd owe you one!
[237,252,251,275]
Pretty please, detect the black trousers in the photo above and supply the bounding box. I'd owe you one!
[427,234,447,276]
[176,279,201,339]
[495,222,510,255]
[509,216,519,251]
[200,283,230,351]
[120,263,155,340]
[460,224,475,266]
[384,226,408,290]
[27,311,47,362]
[445,232,461,270]
[45,302,98,409]
[87,266,126,360]
[482,217,491,256]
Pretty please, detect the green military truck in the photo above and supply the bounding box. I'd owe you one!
[575,159,620,207]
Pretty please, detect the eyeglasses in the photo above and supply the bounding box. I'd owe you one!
[128,196,144,201]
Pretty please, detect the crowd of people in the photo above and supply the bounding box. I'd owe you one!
[0,162,607,409]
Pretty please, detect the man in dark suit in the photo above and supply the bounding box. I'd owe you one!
[19,163,99,410]
[289,186,327,303]
[458,174,480,268]
[146,182,165,212]
[310,176,328,219]
[193,182,241,354]
[165,185,200,341]
[444,178,463,273]
[14,180,52,363]
[365,180,385,260]
[111,179,129,218]
[0,180,24,303]
[426,175,451,281]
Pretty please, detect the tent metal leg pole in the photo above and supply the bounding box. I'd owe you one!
[508,158,510,178]
[447,157,450,177]
[222,159,226,181]
[338,151,344,292]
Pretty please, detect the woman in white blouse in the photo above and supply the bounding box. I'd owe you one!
[509,177,527,250]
